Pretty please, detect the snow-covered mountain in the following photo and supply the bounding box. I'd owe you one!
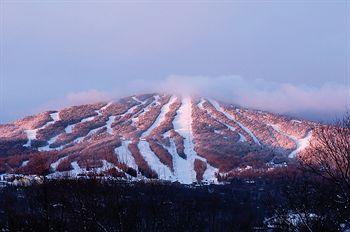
[0,93,317,184]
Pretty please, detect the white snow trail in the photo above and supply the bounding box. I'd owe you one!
[137,141,174,180]
[132,96,147,104]
[115,140,138,170]
[269,124,313,158]
[238,133,247,142]
[96,102,113,116]
[106,116,116,135]
[124,95,176,180]
[64,102,113,135]
[164,138,194,184]
[208,99,261,145]
[142,95,177,138]
[135,95,187,181]
[50,156,68,171]
[38,134,64,152]
[173,97,218,184]
[73,125,105,144]
[23,112,60,148]
[198,98,236,132]
[132,95,161,126]
[21,160,29,167]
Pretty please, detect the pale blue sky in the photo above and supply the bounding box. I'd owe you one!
[0,1,349,122]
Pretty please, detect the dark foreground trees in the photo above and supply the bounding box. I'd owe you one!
[272,115,350,231]
[0,178,278,232]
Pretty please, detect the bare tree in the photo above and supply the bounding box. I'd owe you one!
[300,115,350,206]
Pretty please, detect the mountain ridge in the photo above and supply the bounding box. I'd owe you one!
[0,93,317,184]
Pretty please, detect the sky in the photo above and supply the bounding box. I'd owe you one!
[0,1,349,123]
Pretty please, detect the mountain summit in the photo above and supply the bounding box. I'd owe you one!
[0,93,316,184]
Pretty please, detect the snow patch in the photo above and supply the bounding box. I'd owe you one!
[115,140,138,170]
[23,112,60,148]
[238,133,247,142]
[199,98,236,132]
[131,95,161,126]
[38,134,63,152]
[132,96,147,104]
[142,95,177,137]
[209,99,261,145]
[137,141,174,180]
[269,124,313,158]
[96,102,113,116]
[21,160,29,167]
[50,156,68,171]
[106,116,116,135]
[173,97,218,184]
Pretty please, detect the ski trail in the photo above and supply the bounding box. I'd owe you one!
[73,125,105,143]
[65,116,94,134]
[142,95,177,137]
[70,161,83,177]
[238,133,247,142]
[119,104,139,118]
[21,160,29,167]
[269,124,313,158]
[198,98,236,132]
[38,134,64,151]
[64,102,112,134]
[173,97,218,184]
[132,95,161,126]
[134,95,183,182]
[137,141,174,180]
[164,138,193,184]
[106,116,116,135]
[24,112,60,148]
[68,101,143,145]
[134,94,174,180]
[50,156,68,171]
[208,99,261,145]
[96,102,113,116]
[115,140,138,170]
[132,96,147,104]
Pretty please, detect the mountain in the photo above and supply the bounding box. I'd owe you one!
[0,93,317,184]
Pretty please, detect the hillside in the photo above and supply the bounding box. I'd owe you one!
[0,93,316,184]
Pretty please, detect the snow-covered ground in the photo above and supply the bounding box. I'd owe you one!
[172,97,218,184]
[21,160,29,167]
[63,102,113,136]
[38,134,63,152]
[96,102,113,116]
[50,156,68,171]
[23,112,61,148]
[238,133,247,142]
[137,141,174,180]
[134,95,178,181]
[36,103,115,151]
[142,95,177,137]
[132,96,147,104]
[198,98,236,132]
[47,159,131,180]
[209,99,261,145]
[132,95,161,126]
[115,140,138,170]
[106,116,116,135]
[268,124,313,158]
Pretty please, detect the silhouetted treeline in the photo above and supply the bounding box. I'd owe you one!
[0,177,282,232]
[0,171,347,232]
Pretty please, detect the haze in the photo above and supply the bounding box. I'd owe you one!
[0,1,349,123]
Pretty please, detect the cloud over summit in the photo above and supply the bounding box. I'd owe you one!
[57,75,349,122]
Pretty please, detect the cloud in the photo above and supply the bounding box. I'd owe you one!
[158,75,349,116]
[49,75,349,122]
[64,90,112,106]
